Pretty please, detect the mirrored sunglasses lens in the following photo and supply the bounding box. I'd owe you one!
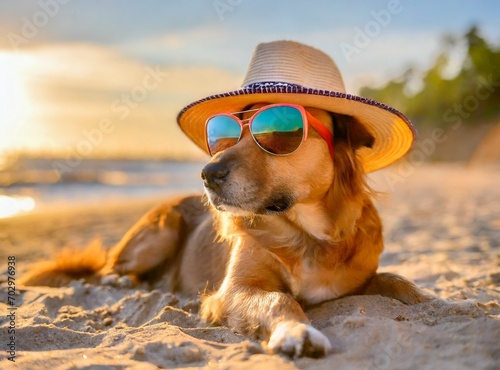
[206,115,241,155]
[251,106,304,154]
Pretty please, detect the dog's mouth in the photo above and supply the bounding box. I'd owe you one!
[205,191,249,214]
[206,189,294,216]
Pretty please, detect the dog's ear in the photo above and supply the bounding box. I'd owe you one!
[326,114,374,241]
[332,114,375,150]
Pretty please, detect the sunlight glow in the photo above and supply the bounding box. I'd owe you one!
[0,46,236,159]
[0,195,36,218]
[0,52,31,154]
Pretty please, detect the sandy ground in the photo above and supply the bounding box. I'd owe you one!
[0,164,499,369]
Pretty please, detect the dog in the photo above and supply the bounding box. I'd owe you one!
[21,105,434,358]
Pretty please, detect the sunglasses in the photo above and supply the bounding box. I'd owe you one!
[205,103,334,158]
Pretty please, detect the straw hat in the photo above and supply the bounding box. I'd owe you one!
[177,40,415,172]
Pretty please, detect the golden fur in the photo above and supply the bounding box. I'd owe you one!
[21,105,433,358]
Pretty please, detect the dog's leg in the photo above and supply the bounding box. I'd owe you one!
[109,200,184,276]
[200,241,332,358]
[202,289,331,358]
[360,272,435,304]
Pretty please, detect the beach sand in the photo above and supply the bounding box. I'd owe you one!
[0,164,499,369]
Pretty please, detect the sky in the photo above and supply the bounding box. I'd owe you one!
[0,0,499,159]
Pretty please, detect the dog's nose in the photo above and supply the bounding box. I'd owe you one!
[201,162,230,192]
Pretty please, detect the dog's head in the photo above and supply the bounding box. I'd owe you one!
[201,103,374,217]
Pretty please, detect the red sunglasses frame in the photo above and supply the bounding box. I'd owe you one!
[205,103,335,159]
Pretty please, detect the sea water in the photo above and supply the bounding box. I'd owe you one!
[0,157,205,218]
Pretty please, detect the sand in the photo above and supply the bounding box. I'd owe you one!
[0,163,499,369]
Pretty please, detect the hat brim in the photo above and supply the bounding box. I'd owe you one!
[177,84,415,173]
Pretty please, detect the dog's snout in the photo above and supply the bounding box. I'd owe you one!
[201,162,230,192]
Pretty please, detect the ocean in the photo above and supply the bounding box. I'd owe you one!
[0,156,205,218]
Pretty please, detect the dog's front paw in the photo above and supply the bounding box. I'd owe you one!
[268,321,332,358]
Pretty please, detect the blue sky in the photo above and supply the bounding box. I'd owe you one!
[0,0,499,158]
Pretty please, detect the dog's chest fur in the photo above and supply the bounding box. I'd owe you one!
[295,257,342,304]
[254,204,348,305]
[287,204,344,304]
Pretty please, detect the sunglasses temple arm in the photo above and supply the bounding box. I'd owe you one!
[307,115,335,161]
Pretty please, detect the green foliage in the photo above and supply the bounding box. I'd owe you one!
[360,26,500,129]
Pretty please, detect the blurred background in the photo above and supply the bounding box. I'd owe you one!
[0,0,499,218]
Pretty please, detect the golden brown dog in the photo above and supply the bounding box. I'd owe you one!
[21,105,433,358]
